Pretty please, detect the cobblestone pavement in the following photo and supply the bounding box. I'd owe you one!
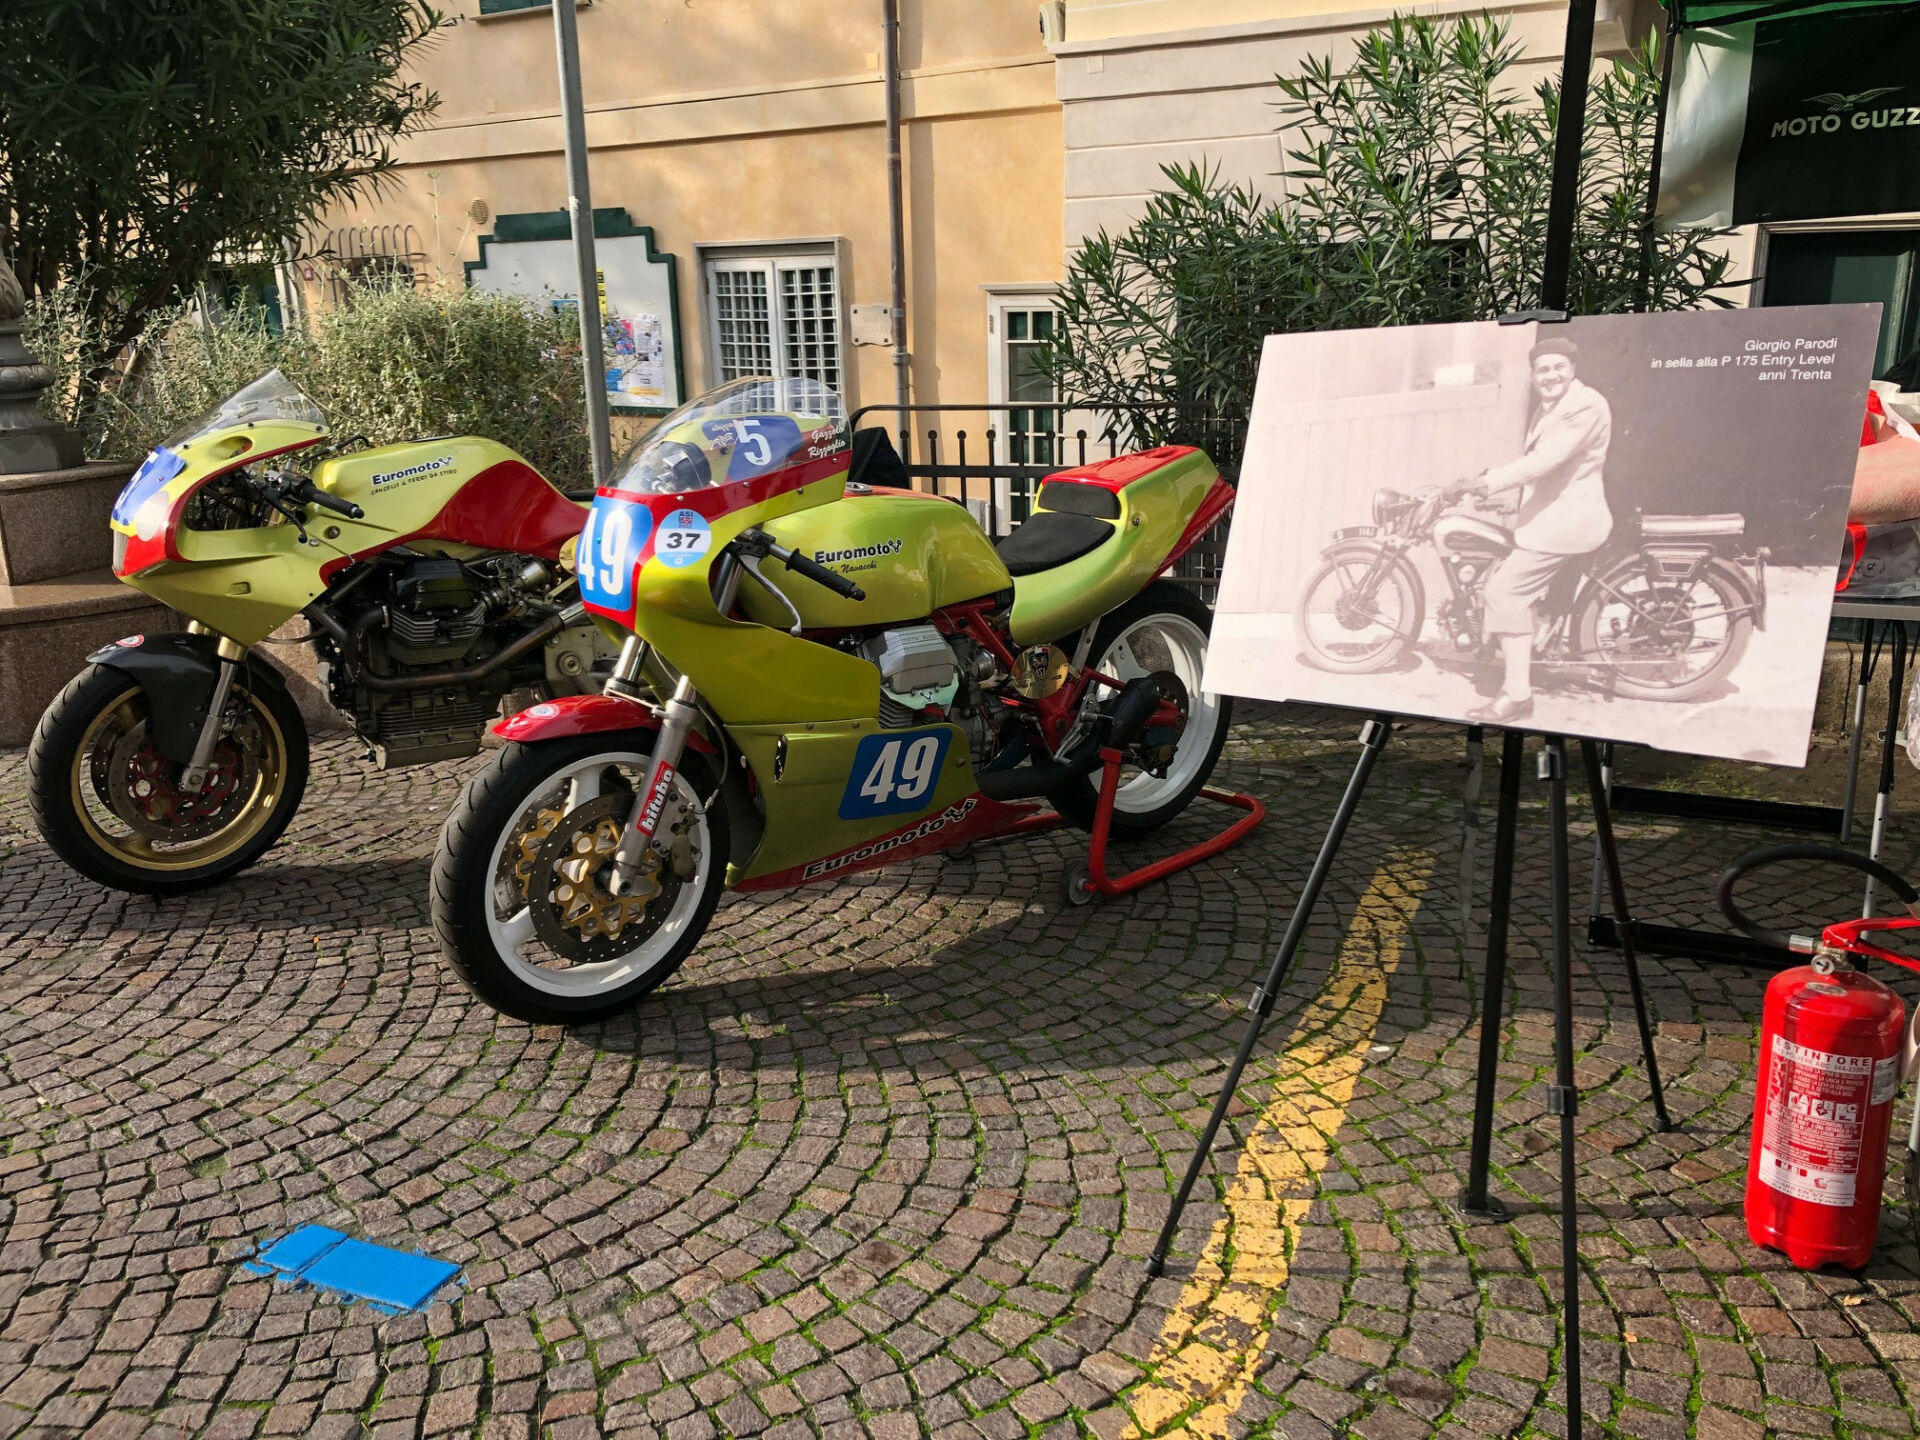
[4,705,1920,1440]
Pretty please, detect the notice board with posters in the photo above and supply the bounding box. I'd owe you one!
[1658,3,1920,228]
[466,208,686,415]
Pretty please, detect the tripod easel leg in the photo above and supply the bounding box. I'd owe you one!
[1460,729,1524,1218]
[1147,715,1394,1278]
[1579,738,1672,1132]
[1543,736,1584,1440]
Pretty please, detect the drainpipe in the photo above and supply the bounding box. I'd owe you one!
[883,0,910,416]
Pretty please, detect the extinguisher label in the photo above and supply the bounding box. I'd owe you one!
[1873,1053,1900,1106]
[1759,1034,1873,1207]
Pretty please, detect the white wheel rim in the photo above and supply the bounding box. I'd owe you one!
[1087,612,1221,814]
[482,750,713,999]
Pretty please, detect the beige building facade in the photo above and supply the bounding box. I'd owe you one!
[309,0,1064,428]
[309,0,1919,439]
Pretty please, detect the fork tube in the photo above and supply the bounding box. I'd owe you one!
[609,557,739,890]
[606,635,652,699]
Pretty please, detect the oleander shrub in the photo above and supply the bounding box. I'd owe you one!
[1038,14,1740,471]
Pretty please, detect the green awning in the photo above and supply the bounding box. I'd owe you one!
[1664,0,1920,30]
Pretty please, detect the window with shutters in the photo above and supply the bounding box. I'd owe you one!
[704,252,843,392]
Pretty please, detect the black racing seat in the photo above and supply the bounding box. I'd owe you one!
[994,511,1116,576]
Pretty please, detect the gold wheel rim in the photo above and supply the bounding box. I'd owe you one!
[71,685,290,872]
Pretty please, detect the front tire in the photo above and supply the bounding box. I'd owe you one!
[1293,546,1425,673]
[28,661,308,895]
[431,734,729,1024]
[1054,581,1232,838]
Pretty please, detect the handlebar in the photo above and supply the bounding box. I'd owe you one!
[288,478,364,521]
[260,467,364,521]
[1717,843,1919,950]
[734,527,866,602]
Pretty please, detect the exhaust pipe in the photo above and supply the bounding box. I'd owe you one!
[306,602,586,694]
[977,676,1163,802]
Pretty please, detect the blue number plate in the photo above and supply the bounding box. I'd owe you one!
[577,495,654,615]
[838,728,953,820]
[111,447,186,527]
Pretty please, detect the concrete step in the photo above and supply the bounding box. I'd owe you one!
[0,569,171,747]
[0,459,137,585]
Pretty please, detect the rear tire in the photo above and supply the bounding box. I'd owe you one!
[432,733,728,1024]
[28,661,308,895]
[1574,556,1754,702]
[1053,581,1231,839]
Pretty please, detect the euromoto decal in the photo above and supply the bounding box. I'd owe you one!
[371,455,456,489]
[800,797,978,880]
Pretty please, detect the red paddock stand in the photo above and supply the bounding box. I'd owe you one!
[986,747,1266,904]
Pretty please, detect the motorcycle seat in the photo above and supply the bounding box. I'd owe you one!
[1641,512,1744,539]
[994,511,1116,576]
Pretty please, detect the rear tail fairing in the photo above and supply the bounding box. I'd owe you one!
[1005,447,1222,645]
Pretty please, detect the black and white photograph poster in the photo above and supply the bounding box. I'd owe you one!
[1207,306,1881,765]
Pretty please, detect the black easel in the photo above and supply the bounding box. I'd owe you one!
[1150,5,1660,1434]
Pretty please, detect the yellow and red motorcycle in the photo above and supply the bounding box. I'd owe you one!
[30,370,601,894]
[432,377,1236,1023]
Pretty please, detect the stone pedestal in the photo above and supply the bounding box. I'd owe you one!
[0,459,137,584]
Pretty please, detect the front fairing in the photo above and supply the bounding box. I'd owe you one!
[578,454,881,726]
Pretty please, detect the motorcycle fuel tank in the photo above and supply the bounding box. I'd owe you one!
[313,437,585,562]
[748,488,1012,629]
[1432,512,1513,557]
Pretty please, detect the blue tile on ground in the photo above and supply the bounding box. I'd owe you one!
[247,1224,459,1313]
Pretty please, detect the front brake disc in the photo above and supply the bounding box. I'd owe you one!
[526,794,683,964]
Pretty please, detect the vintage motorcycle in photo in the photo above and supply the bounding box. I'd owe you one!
[1294,483,1767,701]
[432,376,1236,1023]
[29,370,609,894]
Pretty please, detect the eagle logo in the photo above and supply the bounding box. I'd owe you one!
[1805,87,1902,113]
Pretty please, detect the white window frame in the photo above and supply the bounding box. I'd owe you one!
[698,239,853,406]
[984,285,1092,532]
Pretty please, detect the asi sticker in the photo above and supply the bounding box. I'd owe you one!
[654,508,713,569]
[576,495,654,614]
[838,728,952,820]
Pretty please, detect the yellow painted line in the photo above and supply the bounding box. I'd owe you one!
[1122,850,1432,1438]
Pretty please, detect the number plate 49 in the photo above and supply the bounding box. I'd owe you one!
[838,729,952,820]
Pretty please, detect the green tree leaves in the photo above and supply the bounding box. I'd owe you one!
[1039,16,1738,473]
[0,1,445,376]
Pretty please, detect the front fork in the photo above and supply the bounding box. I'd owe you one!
[180,623,245,793]
[605,551,743,895]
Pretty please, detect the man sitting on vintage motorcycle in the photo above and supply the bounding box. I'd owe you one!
[1446,336,1614,724]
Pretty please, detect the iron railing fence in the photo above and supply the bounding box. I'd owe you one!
[846,402,1240,600]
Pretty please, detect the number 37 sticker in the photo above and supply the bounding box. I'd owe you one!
[838,729,952,820]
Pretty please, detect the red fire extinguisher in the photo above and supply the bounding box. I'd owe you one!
[1720,845,1920,1270]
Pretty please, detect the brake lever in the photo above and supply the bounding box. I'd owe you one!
[739,554,804,635]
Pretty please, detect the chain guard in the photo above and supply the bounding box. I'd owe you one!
[526,793,685,964]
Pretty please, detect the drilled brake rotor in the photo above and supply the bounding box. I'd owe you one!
[526,793,683,964]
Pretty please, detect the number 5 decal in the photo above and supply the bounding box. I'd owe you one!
[839,729,953,820]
